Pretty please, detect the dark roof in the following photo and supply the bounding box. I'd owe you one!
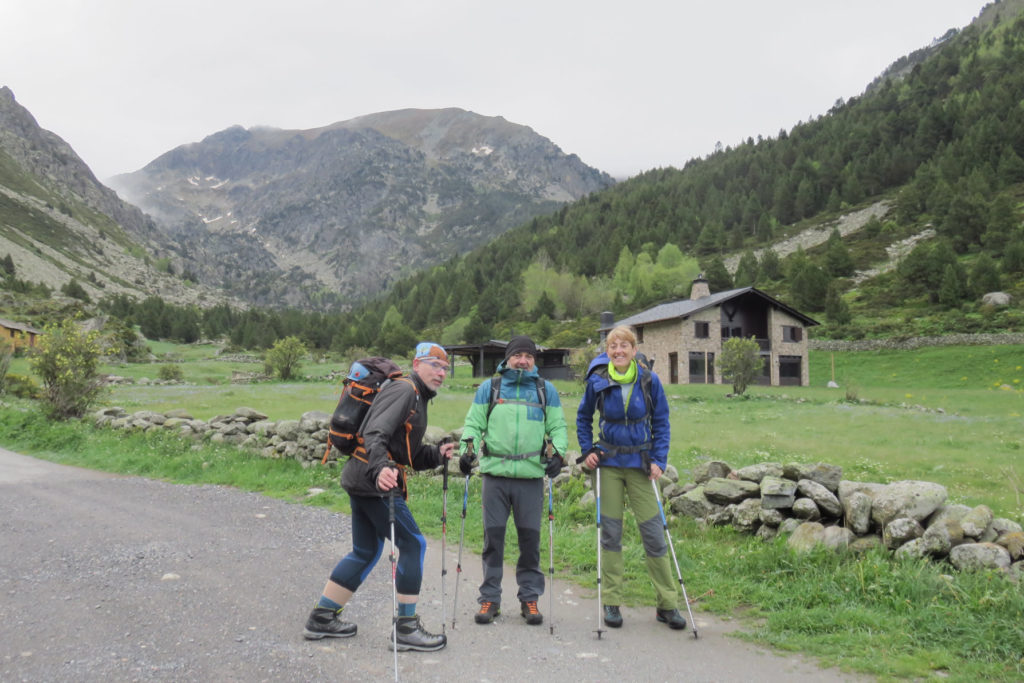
[607,287,819,330]
[444,339,569,355]
[0,318,42,334]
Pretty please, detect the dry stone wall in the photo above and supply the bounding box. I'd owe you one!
[92,406,1023,578]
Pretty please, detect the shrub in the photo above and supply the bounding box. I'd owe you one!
[29,318,105,419]
[157,364,184,381]
[719,336,762,396]
[264,335,307,380]
[4,373,41,399]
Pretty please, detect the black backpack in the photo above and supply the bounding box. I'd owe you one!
[322,357,404,462]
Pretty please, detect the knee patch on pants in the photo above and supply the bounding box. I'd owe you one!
[601,516,623,552]
[638,515,667,557]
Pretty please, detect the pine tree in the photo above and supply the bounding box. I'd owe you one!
[758,249,782,281]
[969,253,1001,296]
[824,229,855,277]
[938,263,969,308]
[733,250,759,287]
[824,281,852,325]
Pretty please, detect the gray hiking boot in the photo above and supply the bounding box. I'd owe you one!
[304,606,357,639]
[389,615,447,652]
[655,607,687,630]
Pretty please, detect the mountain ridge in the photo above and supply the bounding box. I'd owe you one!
[109,107,614,309]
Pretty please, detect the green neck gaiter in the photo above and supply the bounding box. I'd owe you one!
[607,359,637,385]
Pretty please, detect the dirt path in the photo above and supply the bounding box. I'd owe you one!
[0,448,867,682]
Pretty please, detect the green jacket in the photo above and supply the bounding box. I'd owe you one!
[460,362,568,479]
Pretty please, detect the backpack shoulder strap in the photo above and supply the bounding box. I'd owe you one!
[486,374,502,420]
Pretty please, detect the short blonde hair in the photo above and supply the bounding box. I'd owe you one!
[606,325,637,348]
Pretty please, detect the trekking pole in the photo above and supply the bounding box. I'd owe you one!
[545,467,556,635]
[577,450,605,639]
[439,437,452,634]
[451,439,474,630]
[651,477,699,639]
[388,480,399,681]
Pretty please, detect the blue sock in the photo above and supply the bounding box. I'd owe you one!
[398,602,416,617]
[317,596,343,611]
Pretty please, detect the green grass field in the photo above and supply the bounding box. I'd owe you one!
[3,342,1024,680]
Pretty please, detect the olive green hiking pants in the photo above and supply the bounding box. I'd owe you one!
[596,466,679,609]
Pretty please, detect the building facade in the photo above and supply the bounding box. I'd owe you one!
[605,278,818,387]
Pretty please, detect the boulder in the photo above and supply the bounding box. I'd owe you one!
[671,487,722,519]
[693,460,733,484]
[920,520,959,557]
[275,419,303,441]
[759,508,785,527]
[787,522,826,552]
[822,526,855,551]
[730,498,763,533]
[234,406,269,421]
[778,518,803,536]
[735,462,783,483]
[843,491,873,535]
[948,543,1012,572]
[703,477,760,505]
[796,479,842,518]
[760,476,797,509]
[927,503,971,528]
[961,505,994,539]
[838,480,886,506]
[791,498,821,521]
[848,535,884,554]
[870,480,948,527]
[997,531,1024,560]
[981,291,1011,307]
[883,517,924,550]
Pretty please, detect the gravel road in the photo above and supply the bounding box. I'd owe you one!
[0,448,866,682]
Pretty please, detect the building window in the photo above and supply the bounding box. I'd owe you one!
[636,326,644,343]
[695,321,709,338]
[779,355,802,385]
[689,351,714,383]
[782,326,802,342]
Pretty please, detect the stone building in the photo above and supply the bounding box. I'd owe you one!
[603,277,819,386]
[0,318,41,351]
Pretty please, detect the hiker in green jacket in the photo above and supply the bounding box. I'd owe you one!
[458,335,569,626]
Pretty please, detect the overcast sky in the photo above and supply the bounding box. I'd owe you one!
[1,1,985,182]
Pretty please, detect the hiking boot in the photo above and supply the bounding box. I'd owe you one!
[520,600,543,625]
[389,615,446,652]
[603,604,623,628]
[303,606,357,639]
[475,601,500,624]
[656,607,687,630]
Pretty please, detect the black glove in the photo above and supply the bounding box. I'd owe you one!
[459,452,476,476]
[544,454,563,478]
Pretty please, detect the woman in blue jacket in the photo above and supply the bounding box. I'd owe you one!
[576,325,687,630]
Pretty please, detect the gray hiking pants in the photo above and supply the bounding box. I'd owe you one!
[478,474,544,604]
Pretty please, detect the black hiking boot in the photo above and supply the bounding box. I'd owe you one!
[520,600,543,625]
[303,607,357,639]
[475,601,500,624]
[655,607,687,630]
[603,605,623,628]
[389,615,447,652]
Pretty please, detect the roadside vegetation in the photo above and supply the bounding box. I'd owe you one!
[2,341,1022,680]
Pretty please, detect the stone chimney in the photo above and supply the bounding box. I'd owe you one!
[690,274,710,300]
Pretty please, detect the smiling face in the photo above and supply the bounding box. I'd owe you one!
[606,337,636,373]
[506,351,535,371]
[605,325,639,373]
